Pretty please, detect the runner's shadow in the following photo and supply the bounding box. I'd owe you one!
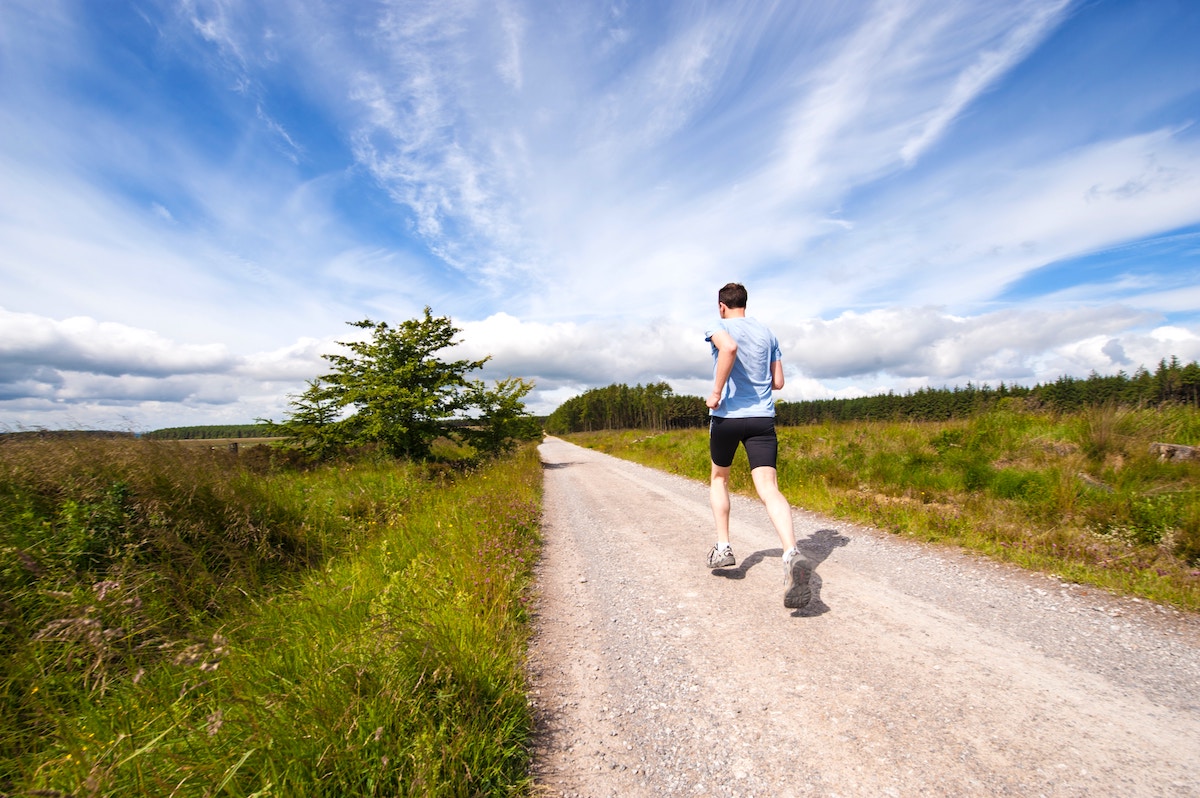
[540,461,576,470]
[792,529,850,617]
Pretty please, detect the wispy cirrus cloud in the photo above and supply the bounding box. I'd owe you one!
[898,0,1072,164]
[794,126,1200,319]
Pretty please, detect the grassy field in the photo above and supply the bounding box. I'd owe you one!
[1,435,541,796]
[565,404,1200,611]
[165,437,287,448]
[5,405,1197,794]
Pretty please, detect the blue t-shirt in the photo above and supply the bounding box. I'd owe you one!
[705,317,781,418]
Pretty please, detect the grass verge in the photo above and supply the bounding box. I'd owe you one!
[2,435,541,796]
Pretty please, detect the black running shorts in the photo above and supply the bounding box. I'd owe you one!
[709,416,778,470]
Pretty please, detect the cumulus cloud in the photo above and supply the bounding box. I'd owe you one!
[0,308,332,430]
[776,305,1156,380]
[454,312,701,385]
[0,308,234,378]
[456,305,1198,412]
[234,337,336,381]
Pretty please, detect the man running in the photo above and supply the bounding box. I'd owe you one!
[704,282,811,609]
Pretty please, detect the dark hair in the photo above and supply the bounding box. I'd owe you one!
[718,282,747,309]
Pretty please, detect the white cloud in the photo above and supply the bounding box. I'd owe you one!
[496,0,525,91]
[783,126,1200,318]
[0,307,329,430]
[0,308,234,377]
[234,337,334,381]
[899,0,1071,164]
[479,1,1099,325]
[455,312,700,385]
[454,305,1198,414]
[775,305,1158,381]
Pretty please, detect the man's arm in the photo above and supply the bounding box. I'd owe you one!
[771,359,784,391]
[707,330,737,409]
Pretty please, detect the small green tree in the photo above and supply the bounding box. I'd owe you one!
[461,377,543,455]
[275,309,538,460]
[270,378,344,459]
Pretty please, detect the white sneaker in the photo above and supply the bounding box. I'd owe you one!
[707,544,736,568]
[783,549,812,608]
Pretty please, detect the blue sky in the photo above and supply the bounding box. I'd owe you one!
[2,0,1199,430]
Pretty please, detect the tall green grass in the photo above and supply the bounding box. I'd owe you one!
[567,406,1200,610]
[1,435,541,796]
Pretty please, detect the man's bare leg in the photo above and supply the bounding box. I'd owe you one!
[751,466,811,608]
[710,462,732,546]
[750,466,796,552]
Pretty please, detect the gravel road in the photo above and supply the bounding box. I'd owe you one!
[526,436,1200,797]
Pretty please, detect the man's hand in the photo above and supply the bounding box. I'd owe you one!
[706,390,722,410]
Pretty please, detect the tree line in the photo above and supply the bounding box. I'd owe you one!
[543,382,710,434]
[544,357,1200,433]
[143,424,275,440]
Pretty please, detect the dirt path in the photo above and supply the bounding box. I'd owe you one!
[526,437,1200,797]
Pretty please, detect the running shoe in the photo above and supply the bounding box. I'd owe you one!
[707,544,736,568]
[783,548,813,608]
